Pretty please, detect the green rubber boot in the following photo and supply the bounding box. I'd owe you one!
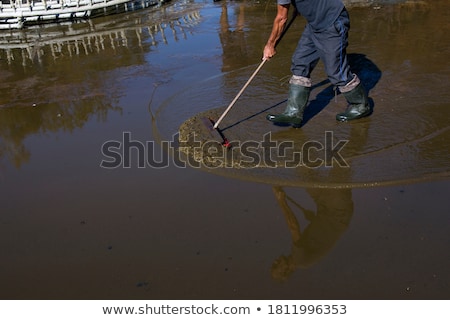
[267,83,311,128]
[336,82,371,122]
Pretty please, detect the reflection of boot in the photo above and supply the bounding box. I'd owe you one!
[267,76,311,128]
[336,75,371,122]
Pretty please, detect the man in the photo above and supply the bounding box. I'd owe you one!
[263,0,371,127]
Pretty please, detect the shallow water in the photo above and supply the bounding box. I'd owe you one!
[0,0,449,299]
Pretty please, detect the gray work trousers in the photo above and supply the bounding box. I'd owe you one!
[291,9,353,87]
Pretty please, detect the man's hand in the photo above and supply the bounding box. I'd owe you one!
[262,4,290,61]
[263,45,276,61]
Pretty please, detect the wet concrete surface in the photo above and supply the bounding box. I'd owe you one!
[0,0,449,299]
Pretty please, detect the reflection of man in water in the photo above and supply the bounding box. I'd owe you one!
[271,186,353,281]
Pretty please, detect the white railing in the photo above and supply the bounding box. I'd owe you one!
[0,0,163,29]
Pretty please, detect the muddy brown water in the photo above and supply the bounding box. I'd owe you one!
[0,0,449,299]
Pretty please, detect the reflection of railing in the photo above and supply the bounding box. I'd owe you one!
[0,1,202,168]
[0,0,166,29]
[0,4,201,65]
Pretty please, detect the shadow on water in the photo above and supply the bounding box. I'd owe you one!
[221,78,331,132]
[302,53,382,125]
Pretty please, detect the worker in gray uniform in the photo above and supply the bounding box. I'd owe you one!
[264,0,371,127]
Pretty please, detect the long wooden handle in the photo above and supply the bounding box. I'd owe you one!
[212,10,298,129]
[213,59,267,129]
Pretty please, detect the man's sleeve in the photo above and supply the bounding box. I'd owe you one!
[277,0,291,5]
